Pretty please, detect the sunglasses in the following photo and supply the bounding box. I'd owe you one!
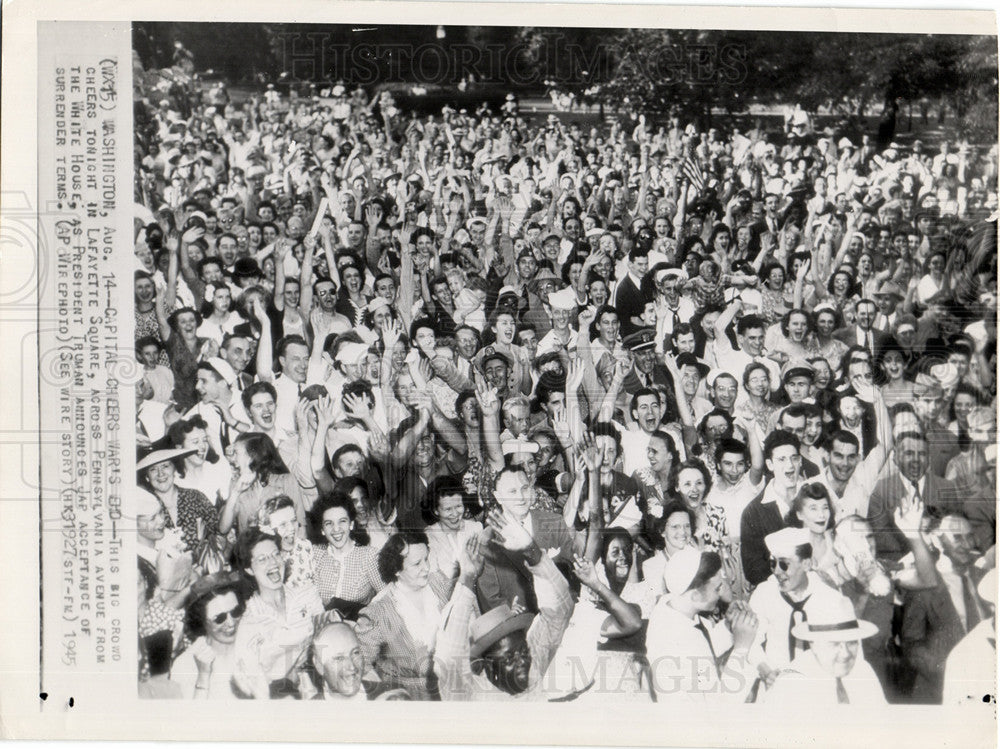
[211,601,245,625]
[768,557,793,572]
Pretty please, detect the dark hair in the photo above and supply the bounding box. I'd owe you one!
[377,531,431,584]
[786,482,836,532]
[654,500,696,551]
[185,579,248,641]
[167,415,220,467]
[688,551,723,594]
[649,429,680,467]
[676,458,713,496]
[714,437,749,466]
[409,317,437,341]
[233,432,289,486]
[780,403,810,423]
[600,527,635,566]
[236,527,280,588]
[763,429,800,460]
[780,308,814,338]
[167,305,202,330]
[591,421,622,452]
[736,314,765,336]
[342,379,375,409]
[455,389,478,416]
[427,475,480,519]
[241,380,277,412]
[827,429,860,452]
[136,335,162,354]
[276,334,309,359]
[331,443,366,473]
[307,491,370,546]
[630,387,660,418]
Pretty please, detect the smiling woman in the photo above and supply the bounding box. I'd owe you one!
[232,528,328,699]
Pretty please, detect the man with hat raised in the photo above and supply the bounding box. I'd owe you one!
[435,514,574,700]
[646,546,759,702]
[748,527,852,682]
[762,596,886,706]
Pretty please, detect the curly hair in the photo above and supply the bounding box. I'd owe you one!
[307,491,370,547]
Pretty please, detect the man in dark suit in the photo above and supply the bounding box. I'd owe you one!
[476,465,575,613]
[867,431,962,561]
[910,372,960,478]
[741,430,806,587]
[901,511,990,704]
[613,248,649,329]
[833,298,889,359]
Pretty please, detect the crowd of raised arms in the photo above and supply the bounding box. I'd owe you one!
[131,62,998,704]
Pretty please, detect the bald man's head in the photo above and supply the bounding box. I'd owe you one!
[312,622,364,697]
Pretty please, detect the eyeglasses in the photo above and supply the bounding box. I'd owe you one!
[768,557,792,572]
[253,551,282,566]
[211,602,245,625]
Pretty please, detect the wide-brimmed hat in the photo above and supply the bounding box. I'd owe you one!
[136,448,197,472]
[791,597,879,642]
[470,604,535,657]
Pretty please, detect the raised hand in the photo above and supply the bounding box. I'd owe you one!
[474,380,500,419]
[251,297,269,325]
[364,203,381,229]
[314,394,338,427]
[486,508,534,553]
[566,357,585,391]
[458,530,490,583]
[343,392,372,421]
[578,431,601,472]
[368,426,390,461]
[893,493,926,540]
[181,226,205,246]
[572,554,601,589]
[576,305,597,330]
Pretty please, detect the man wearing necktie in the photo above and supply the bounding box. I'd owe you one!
[763,597,886,706]
[900,511,990,703]
[834,299,887,360]
[748,528,853,683]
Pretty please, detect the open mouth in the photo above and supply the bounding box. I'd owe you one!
[266,567,283,584]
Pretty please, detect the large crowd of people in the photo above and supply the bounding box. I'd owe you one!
[131,54,998,704]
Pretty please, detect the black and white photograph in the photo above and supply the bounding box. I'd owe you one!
[2,2,999,745]
[127,17,1000,706]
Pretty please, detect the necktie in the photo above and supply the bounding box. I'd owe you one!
[962,572,983,631]
[693,618,721,677]
[214,405,231,449]
[836,677,850,704]
[780,592,811,662]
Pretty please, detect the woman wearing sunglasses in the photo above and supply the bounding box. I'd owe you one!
[171,572,248,700]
